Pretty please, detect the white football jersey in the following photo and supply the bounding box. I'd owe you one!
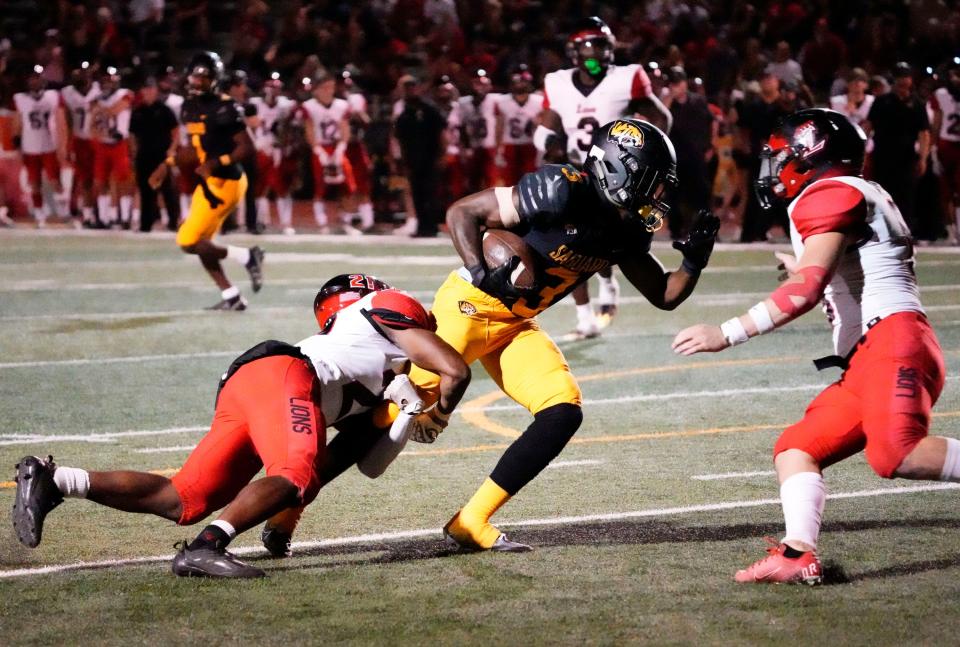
[788,176,924,357]
[249,95,296,151]
[828,94,874,129]
[13,90,61,154]
[296,290,428,425]
[932,87,960,143]
[543,64,650,163]
[496,93,544,145]
[443,100,462,155]
[301,97,350,146]
[91,89,132,142]
[60,82,101,140]
[458,93,500,149]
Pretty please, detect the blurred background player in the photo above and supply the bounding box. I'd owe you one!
[130,77,179,232]
[673,108,956,585]
[536,17,671,338]
[301,70,358,234]
[250,71,298,234]
[61,61,100,227]
[13,64,66,227]
[458,69,500,195]
[494,65,543,186]
[226,69,260,234]
[159,67,191,230]
[434,75,463,214]
[90,66,134,228]
[176,50,262,311]
[341,67,375,232]
[930,58,960,244]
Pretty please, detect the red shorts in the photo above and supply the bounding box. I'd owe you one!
[442,153,465,207]
[346,141,371,196]
[501,143,538,186]
[177,159,199,194]
[22,152,60,187]
[311,145,356,199]
[171,356,326,525]
[938,139,960,201]
[71,138,95,185]
[255,150,296,197]
[465,147,498,193]
[93,139,132,184]
[774,312,945,478]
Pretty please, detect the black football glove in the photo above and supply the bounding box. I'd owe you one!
[673,209,720,274]
[468,257,523,302]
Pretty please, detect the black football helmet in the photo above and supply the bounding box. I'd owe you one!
[945,56,960,100]
[185,51,224,96]
[756,108,866,209]
[584,118,678,231]
[313,273,393,333]
[565,16,616,77]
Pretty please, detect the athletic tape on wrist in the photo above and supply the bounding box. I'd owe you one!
[748,302,776,334]
[720,317,749,346]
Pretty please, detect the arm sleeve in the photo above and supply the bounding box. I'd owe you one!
[791,180,867,241]
[364,291,432,330]
[516,164,578,227]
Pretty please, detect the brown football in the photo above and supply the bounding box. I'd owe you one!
[482,229,537,290]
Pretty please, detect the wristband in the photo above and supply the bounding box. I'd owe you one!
[720,316,749,347]
[747,302,776,334]
[436,399,454,416]
[681,257,702,277]
[219,154,232,166]
[466,263,486,287]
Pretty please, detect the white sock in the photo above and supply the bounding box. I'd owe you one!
[780,471,825,550]
[53,466,90,498]
[160,207,169,226]
[221,285,240,300]
[179,194,191,219]
[940,437,960,481]
[313,201,327,226]
[211,518,237,538]
[97,195,111,223]
[278,197,293,227]
[576,303,595,326]
[226,245,251,265]
[256,197,270,225]
[81,206,94,223]
[358,202,374,228]
[32,206,46,223]
[120,195,133,223]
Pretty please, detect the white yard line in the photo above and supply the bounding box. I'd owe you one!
[546,459,605,469]
[2,482,957,579]
[0,426,206,447]
[133,445,198,454]
[0,350,239,369]
[691,470,778,481]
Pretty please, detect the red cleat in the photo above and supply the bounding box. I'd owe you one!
[735,538,823,585]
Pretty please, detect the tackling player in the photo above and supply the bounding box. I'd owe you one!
[536,17,672,339]
[61,62,100,227]
[162,51,263,311]
[494,65,543,186]
[930,58,960,243]
[672,108,956,584]
[90,66,134,228]
[12,275,471,579]
[13,65,67,227]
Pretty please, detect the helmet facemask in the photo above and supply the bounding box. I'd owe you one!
[588,146,677,232]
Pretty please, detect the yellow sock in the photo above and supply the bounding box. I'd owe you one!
[453,478,511,548]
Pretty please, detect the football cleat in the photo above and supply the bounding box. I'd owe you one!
[572,316,601,340]
[245,246,265,292]
[171,540,266,578]
[734,538,822,585]
[205,295,248,311]
[443,512,532,553]
[11,455,64,548]
[596,277,620,328]
[261,524,293,558]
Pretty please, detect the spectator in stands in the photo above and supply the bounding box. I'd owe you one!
[799,18,846,99]
[130,77,179,232]
[394,76,446,237]
[767,41,803,88]
[866,62,931,234]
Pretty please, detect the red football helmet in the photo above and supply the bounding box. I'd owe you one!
[565,16,616,77]
[313,273,393,333]
[756,108,866,209]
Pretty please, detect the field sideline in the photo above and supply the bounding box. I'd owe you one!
[1,230,959,645]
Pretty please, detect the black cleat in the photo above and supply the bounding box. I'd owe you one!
[245,246,265,293]
[205,295,248,311]
[12,455,63,548]
[261,524,293,558]
[171,541,266,578]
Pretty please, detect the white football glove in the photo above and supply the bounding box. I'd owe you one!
[411,405,450,444]
[383,374,424,416]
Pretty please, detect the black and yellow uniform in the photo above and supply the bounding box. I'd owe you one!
[176,93,248,246]
[409,163,652,414]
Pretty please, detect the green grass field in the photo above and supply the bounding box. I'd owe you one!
[1,230,959,646]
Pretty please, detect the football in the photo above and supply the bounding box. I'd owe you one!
[482,229,537,290]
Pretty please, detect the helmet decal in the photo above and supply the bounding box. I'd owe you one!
[607,120,645,148]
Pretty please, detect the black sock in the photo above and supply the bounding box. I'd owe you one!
[188,524,231,551]
[489,403,583,495]
[783,545,807,558]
